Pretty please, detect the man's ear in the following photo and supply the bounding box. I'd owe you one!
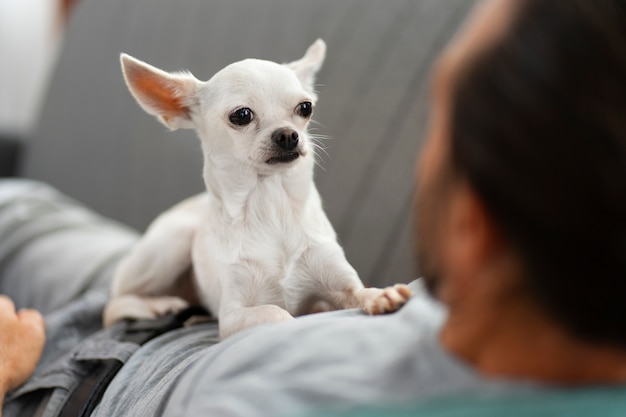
[444,182,504,289]
[286,39,326,96]
[120,53,201,130]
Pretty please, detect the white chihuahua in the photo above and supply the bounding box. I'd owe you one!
[103,40,412,339]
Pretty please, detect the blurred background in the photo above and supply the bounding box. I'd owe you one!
[0,0,475,287]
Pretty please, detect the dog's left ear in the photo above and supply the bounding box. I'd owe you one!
[286,39,326,95]
[121,54,202,130]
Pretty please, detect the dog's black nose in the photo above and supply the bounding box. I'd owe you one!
[271,128,299,151]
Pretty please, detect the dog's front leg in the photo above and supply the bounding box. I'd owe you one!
[292,240,412,315]
[216,263,295,339]
[218,304,294,339]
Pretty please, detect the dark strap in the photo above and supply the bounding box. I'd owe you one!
[57,359,123,417]
[57,306,213,417]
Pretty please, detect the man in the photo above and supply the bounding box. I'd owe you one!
[417,0,626,383]
[1,0,625,416]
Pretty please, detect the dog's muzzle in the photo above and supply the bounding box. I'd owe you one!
[266,128,301,165]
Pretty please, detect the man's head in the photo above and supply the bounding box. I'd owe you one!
[416,0,626,348]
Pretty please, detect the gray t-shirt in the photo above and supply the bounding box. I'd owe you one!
[93,282,529,417]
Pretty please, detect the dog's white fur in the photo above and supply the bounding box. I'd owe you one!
[103,40,412,339]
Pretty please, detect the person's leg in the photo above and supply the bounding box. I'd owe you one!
[0,179,140,370]
[0,179,138,314]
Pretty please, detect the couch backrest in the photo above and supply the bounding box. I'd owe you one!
[21,0,474,286]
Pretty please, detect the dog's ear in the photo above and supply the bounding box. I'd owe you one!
[120,54,201,130]
[286,39,326,95]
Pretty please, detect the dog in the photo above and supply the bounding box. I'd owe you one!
[103,40,412,339]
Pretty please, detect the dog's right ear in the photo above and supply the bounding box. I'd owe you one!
[120,54,201,130]
[286,39,326,96]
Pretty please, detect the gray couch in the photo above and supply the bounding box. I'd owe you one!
[19,0,474,287]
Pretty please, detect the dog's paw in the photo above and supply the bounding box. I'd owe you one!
[361,284,412,315]
[103,294,189,327]
[145,296,190,316]
[309,300,335,314]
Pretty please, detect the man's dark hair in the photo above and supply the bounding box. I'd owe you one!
[450,0,626,346]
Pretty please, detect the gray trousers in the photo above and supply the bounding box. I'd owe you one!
[0,179,138,416]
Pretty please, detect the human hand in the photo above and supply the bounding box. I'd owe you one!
[0,295,45,395]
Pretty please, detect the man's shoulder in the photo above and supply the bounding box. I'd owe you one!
[201,282,447,377]
[162,281,464,417]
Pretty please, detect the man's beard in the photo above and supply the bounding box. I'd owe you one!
[418,249,443,297]
[414,165,455,299]
[415,195,443,298]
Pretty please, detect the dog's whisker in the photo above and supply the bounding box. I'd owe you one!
[308,132,331,142]
[309,135,332,162]
[311,143,330,161]
[309,145,329,171]
[313,156,327,171]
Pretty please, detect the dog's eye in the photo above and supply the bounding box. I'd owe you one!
[296,102,313,118]
[229,107,254,126]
